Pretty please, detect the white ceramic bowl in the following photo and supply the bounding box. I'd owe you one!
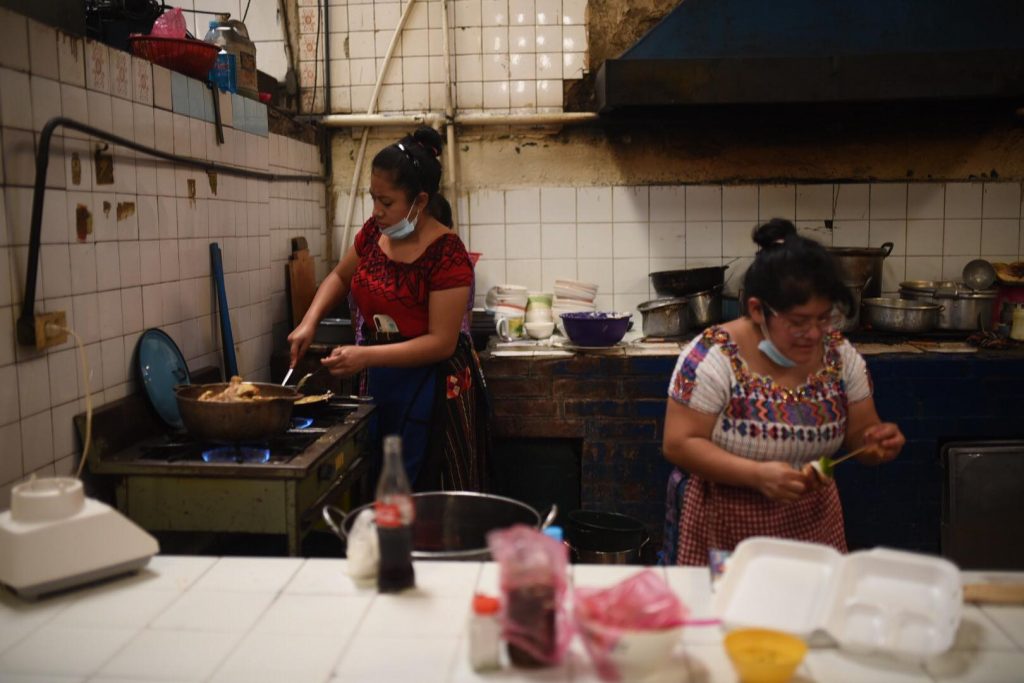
[525,321,555,339]
[577,618,683,681]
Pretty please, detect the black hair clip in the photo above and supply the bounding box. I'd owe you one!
[396,142,420,169]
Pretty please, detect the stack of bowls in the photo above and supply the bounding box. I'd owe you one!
[485,284,529,319]
[552,279,599,334]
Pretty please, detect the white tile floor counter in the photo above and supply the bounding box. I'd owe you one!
[1,557,1023,682]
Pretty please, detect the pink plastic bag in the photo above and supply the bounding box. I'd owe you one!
[574,570,688,681]
[487,525,572,667]
[150,7,188,39]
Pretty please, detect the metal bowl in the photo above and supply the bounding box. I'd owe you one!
[174,383,299,442]
[325,492,555,561]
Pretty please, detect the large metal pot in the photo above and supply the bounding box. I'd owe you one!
[899,281,996,331]
[324,492,557,561]
[687,286,724,327]
[827,243,893,299]
[650,266,728,298]
[174,383,299,441]
[637,297,691,338]
[861,297,941,333]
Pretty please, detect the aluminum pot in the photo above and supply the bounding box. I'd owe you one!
[861,297,941,333]
[637,297,691,338]
[836,280,868,332]
[687,286,724,327]
[899,281,996,331]
[174,383,299,441]
[827,243,893,299]
[324,492,557,561]
[650,266,728,298]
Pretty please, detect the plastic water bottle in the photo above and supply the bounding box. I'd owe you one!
[375,435,415,593]
[468,593,502,672]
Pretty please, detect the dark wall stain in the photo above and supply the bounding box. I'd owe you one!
[116,201,135,221]
[70,152,82,185]
[207,171,218,195]
[102,201,111,217]
[75,204,92,241]
[94,146,114,185]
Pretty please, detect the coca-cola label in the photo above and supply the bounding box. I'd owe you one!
[375,497,412,528]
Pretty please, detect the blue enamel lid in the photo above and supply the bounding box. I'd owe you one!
[137,328,191,429]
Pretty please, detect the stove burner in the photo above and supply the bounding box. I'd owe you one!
[201,445,272,464]
[291,416,315,429]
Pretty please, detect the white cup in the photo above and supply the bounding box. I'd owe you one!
[495,316,525,341]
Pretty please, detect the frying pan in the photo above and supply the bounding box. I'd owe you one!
[649,265,729,298]
[175,382,300,441]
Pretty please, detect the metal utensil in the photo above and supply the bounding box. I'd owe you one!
[296,367,326,391]
[280,367,294,386]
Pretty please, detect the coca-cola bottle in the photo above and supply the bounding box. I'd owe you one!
[375,435,415,593]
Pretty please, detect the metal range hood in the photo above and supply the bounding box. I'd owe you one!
[595,0,1024,112]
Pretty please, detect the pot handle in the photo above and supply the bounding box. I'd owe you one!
[322,504,349,540]
[880,242,894,257]
[541,504,558,530]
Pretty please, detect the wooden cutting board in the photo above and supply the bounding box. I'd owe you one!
[963,583,1024,605]
[287,237,316,328]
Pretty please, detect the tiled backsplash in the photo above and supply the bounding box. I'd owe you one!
[0,8,326,507]
[339,182,1024,312]
[300,0,589,113]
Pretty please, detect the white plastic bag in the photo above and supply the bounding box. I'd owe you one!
[346,508,379,580]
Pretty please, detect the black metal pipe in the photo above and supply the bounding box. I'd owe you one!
[16,116,327,348]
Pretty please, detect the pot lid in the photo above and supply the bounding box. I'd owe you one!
[638,297,689,311]
[826,242,894,257]
[137,328,190,429]
[898,280,997,298]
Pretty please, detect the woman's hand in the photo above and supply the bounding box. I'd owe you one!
[857,422,905,465]
[287,320,317,368]
[321,345,368,378]
[755,461,809,502]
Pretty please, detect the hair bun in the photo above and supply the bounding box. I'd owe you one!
[752,217,798,250]
[412,126,444,158]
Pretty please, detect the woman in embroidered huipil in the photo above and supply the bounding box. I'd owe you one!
[662,218,904,565]
[288,127,490,492]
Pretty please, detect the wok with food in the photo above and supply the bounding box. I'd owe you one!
[175,377,300,441]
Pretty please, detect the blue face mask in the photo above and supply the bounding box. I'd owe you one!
[758,322,798,368]
[381,205,419,240]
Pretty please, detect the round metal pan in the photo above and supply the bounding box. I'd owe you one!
[175,382,300,442]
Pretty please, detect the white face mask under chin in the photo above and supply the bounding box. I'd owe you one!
[757,321,798,368]
[381,205,419,240]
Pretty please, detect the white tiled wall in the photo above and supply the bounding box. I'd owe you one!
[0,8,326,508]
[339,182,1024,313]
[299,0,589,113]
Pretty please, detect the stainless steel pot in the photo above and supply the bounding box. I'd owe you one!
[836,279,869,332]
[899,281,996,331]
[174,383,299,441]
[827,243,893,299]
[323,492,557,561]
[687,286,724,327]
[861,297,941,333]
[637,297,690,338]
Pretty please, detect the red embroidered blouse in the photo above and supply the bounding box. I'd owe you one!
[351,218,473,338]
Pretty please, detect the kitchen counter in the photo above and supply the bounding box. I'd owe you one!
[2,556,1023,682]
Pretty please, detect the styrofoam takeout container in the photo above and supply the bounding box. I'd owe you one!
[712,537,962,660]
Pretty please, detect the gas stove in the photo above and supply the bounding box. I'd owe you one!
[83,394,377,555]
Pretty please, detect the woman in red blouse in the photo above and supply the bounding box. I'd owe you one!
[288,127,490,491]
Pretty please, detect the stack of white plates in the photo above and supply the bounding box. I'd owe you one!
[552,279,599,334]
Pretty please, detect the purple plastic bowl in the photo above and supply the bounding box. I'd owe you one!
[560,311,632,347]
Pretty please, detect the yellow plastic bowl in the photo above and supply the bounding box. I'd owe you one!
[724,628,808,683]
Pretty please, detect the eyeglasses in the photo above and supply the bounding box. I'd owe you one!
[765,305,844,337]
